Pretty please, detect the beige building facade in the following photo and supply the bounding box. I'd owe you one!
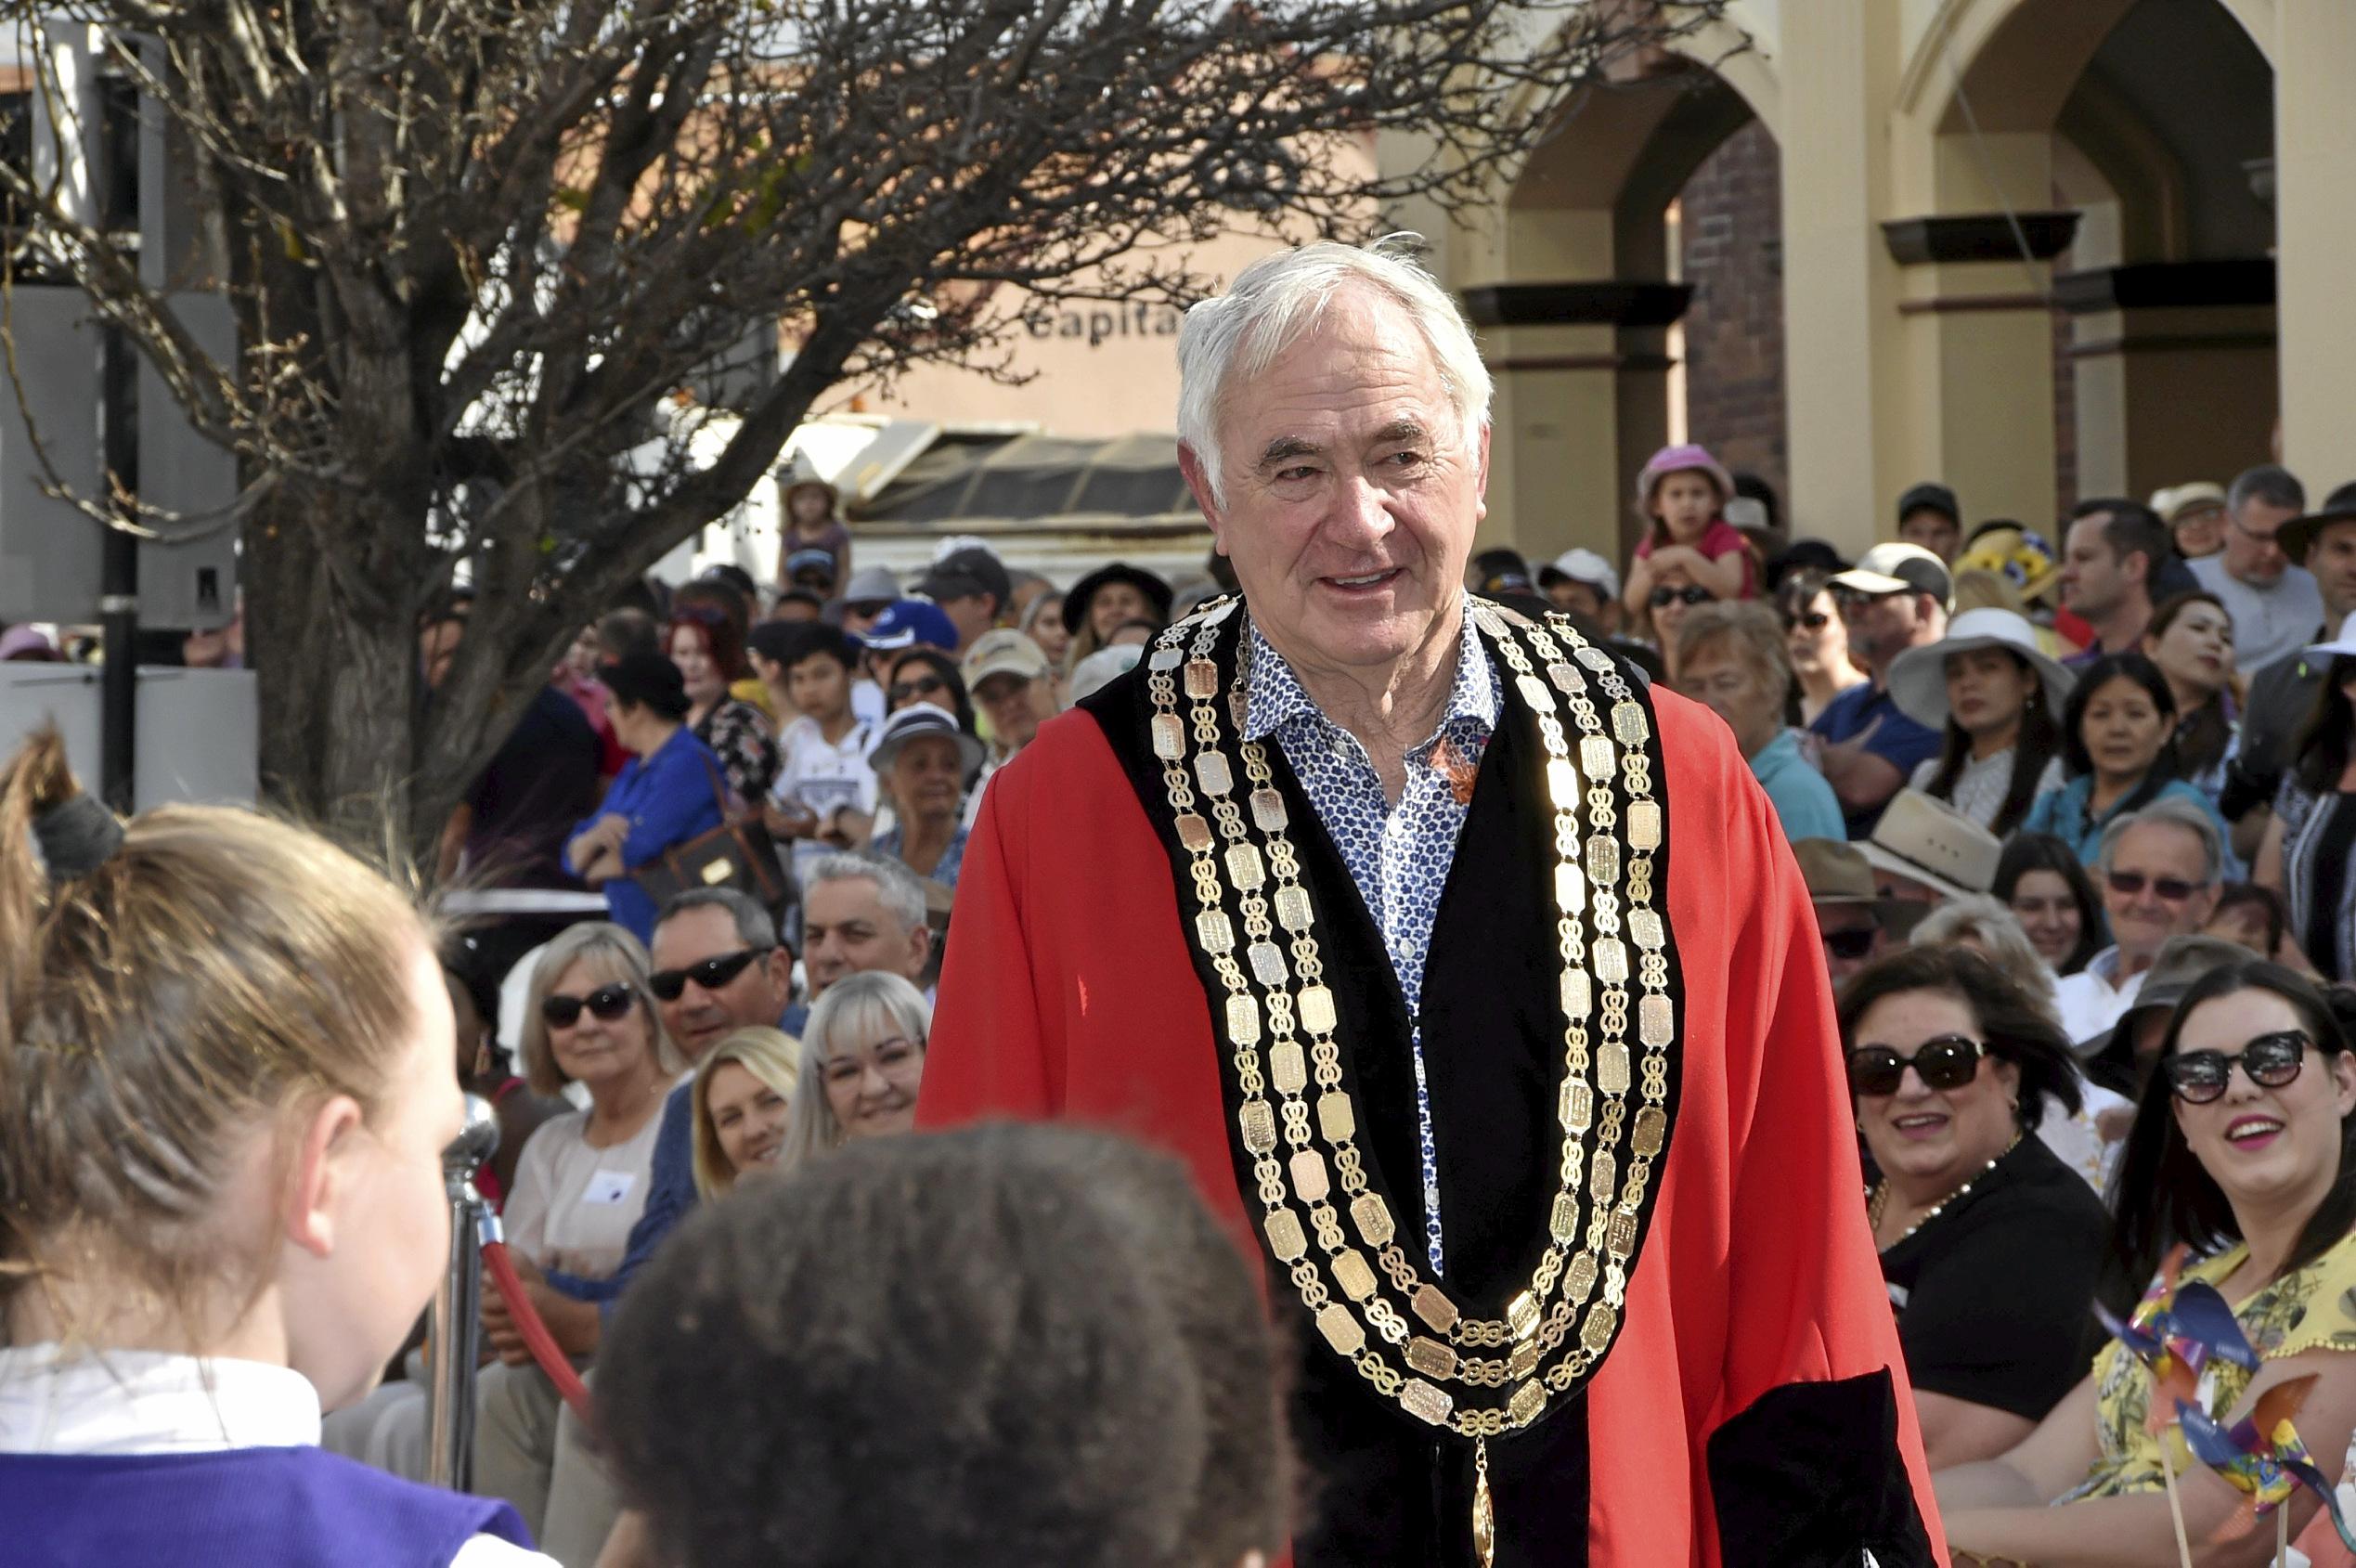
[1394,0,2349,567]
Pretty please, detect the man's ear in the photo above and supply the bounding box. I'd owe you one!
[1473,422,1492,529]
[1178,443,1230,556]
[283,1095,367,1260]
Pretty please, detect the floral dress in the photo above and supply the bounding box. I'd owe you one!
[2062,1230,2356,1500]
[693,698,782,809]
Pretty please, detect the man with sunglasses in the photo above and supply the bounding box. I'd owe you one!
[2052,798,2225,1045]
[1809,543,1951,838]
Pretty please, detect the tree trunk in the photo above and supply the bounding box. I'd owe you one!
[244,482,426,864]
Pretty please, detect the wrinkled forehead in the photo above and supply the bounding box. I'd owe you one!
[1220,287,1460,441]
[2111,820,2207,877]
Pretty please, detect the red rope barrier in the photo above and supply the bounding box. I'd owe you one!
[481,1238,596,1423]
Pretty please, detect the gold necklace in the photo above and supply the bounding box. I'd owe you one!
[1146,595,1676,1567]
[1869,1133,2022,1243]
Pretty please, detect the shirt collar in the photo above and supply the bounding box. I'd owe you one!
[0,1344,323,1456]
[1241,606,1502,747]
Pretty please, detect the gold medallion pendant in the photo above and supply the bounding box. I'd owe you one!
[1144,595,1679,1564]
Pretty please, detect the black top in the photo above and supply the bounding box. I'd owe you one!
[463,685,603,888]
[1878,1135,2108,1422]
[2220,648,2325,820]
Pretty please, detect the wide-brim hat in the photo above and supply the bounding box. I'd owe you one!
[1886,607,2076,732]
[2303,608,2356,665]
[1851,789,2001,903]
[866,703,985,777]
[2279,481,2356,563]
[1062,563,1173,634]
[2151,482,2227,527]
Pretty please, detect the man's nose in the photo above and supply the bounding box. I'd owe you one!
[1324,473,1392,546]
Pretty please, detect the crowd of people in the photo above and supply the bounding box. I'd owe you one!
[14,283,2356,1562]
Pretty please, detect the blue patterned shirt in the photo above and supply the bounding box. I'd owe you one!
[1243,613,1502,1274]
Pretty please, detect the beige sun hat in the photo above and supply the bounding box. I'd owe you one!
[1886,607,2076,732]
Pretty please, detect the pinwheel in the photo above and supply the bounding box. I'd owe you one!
[2093,1277,2264,1568]
[2177,1374,2356,1567]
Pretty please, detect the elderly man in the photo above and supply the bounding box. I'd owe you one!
[920,240,1938,1566]
[1813,542,1951,838]
[2225,480,2356,829]
[475,888,794,1567]
[797,851,933,1015]
[2051,797,2224,1044]
[2191,464,2321,674]
[961,627,1055,825]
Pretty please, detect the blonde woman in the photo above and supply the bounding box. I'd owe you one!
[690,1027,803,1199]
[777,972,931,1172]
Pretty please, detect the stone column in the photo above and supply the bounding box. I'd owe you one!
[2273,0,2356,486]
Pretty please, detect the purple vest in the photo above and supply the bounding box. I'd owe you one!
[0,1445,532,1566]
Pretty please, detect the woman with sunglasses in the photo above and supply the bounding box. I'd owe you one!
[1778,567,1868,725]
[2020,651,2233,867]
[474,925,682,1537]
[1838,949,2105,1470]
[1645,566,1721,686]
[1936,961,2356,1567]
[2256,639,2356,982]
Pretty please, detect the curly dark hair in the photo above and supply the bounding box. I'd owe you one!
[2100,961,2356,1315]
[1834,946,2084,1132]
[598,1123,1295,1568]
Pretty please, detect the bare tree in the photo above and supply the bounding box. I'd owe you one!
[0,0,1732,859]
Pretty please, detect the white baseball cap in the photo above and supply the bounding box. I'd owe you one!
[1538,549,1620,602]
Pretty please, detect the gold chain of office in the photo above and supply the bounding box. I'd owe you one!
[1145,594,1676,1445]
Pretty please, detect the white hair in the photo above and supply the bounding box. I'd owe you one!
[1175,234,1492,509]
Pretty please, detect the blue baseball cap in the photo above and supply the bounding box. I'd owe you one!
[857,599,961,653]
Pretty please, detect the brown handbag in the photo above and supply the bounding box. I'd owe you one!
[628,749,789,911]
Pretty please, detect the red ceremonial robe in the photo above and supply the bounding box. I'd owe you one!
[918,611,1948,1568]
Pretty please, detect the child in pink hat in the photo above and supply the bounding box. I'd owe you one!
[1621,444,1754,628]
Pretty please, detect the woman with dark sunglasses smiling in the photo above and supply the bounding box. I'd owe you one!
[1935,960,2356,1566]
[478,923,684,1536]
[1837,949,2104,1473]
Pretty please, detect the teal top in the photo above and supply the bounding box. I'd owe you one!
[1750,727,1846,844]
[2019,773,2238,875]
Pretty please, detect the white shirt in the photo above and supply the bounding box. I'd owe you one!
[2052,946,2146,1047]
[1908,750,2065,831]
[504,1100,669,1281]
[0,1343,554,1566]
[770,713,880,876]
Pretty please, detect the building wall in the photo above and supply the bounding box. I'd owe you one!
[1675,118,1790,522]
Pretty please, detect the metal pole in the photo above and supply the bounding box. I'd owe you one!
[93,46,138,812]
[426,1094,498,1491]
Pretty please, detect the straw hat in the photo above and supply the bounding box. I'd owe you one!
[1852,790,2002,903]
[1886,607,2077,732]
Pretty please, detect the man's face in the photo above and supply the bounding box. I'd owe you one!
[1181,286,1487,679]
[2307,521,2356,622]
[975,670,1045,752]
[2225,497,2299,587]
[1897,510,1961,564]
[1814,903,1883,985]
[2061,517,2130,621]
[1548,578,1610,624]
[939,591,996,651]
[787,654,852,722]
[1839,588,1932,670]
[649,905,790,1063]
[2102,821,2218,966]
[803,875,930,996]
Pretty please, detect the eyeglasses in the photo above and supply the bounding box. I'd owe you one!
[2165,1030,2311,1104]
[889,673,949,705]
[2229,515,2286,549]
[1650,585,1714,610]
[647,947,775,1003]
[2107,870,2201,903]
[1821,927,1878,962]
[1846,1034,1987,1096]
[541,983,637,1029]
[1783,611,1832,632]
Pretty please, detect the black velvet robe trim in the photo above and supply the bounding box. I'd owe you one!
[1080,602,1688,1568]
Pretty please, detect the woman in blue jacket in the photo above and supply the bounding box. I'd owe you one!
[565,650,728,943]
